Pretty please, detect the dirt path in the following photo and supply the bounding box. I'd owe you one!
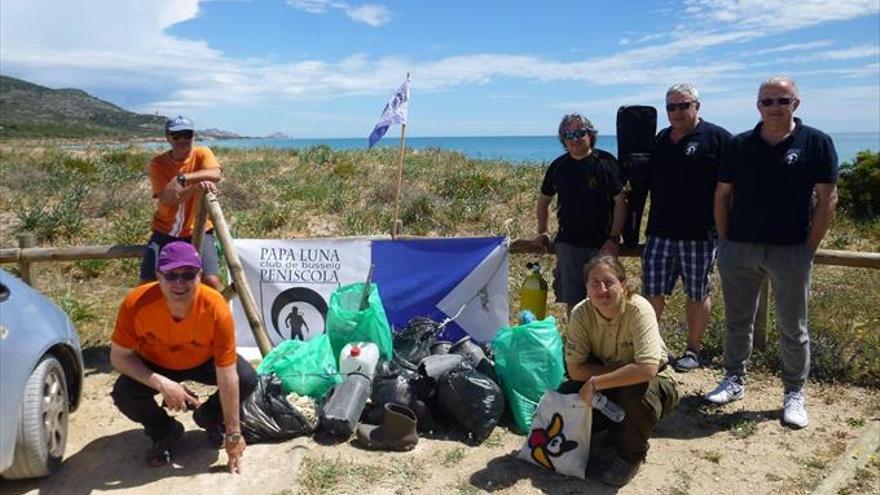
[1,359,878,495]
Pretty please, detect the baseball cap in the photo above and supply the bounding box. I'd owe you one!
[157,241,201,272]
[165,116,195,133]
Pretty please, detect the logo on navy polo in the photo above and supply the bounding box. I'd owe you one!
[685,142,699,156]
[784,149,801,165]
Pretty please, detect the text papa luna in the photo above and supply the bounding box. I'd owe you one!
[260,269,339,283]
[260,247,340,262]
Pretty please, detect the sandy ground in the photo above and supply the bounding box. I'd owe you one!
[1,355,878,495]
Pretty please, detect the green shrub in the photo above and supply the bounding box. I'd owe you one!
[54,292,98,325]
[838,150,880,222]
[16,181,90,241]
[301,145,333,166]
[331,158,357,178]
[62,156,97,175]
[400,193,437,234]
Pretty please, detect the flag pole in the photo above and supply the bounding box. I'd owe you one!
[391,121,407,239]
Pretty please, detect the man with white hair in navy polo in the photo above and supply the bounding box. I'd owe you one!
[707,76,839,429]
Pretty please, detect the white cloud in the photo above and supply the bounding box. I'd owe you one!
[785,44,880,63]
[683,0,879,32]
[286,0,390,26]
[287,0,334,14]
[753,40,834,55]
[813,45,880,60]
[794,63,880,79]
[346,4,391,26]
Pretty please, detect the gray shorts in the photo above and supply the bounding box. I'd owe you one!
[139,230,220,280]
[553,242,600,305]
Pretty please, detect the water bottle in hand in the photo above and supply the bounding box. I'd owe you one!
[591,392,625,423]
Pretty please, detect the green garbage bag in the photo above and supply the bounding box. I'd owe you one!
[491,317,565,434]
[325,282,394,364]
[257,334,341,399]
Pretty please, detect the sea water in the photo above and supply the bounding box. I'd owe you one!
[147,133,879,166]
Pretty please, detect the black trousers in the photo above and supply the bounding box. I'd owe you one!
[111,355,258,441]
[557,374,679,463]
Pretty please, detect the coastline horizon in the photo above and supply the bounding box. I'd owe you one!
[136,133,880,165]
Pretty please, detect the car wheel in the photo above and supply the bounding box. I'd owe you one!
[2,356,69,479]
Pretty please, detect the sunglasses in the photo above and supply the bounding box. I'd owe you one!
[169,131,194,140]
[665,101,695,112]
[563,128,591,140]
[159,270,199,282]
[758,97,795,107]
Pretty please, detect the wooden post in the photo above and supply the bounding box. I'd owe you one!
[17,233,36,287]
[191,195,209,251]
[202,192,273,356]
[754,277,770,351]
[390,122,408,238]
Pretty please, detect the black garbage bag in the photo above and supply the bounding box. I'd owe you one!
[365,359,436,432]
[437,363,506,445]
[393,317,442,366]
[241,374,316,443]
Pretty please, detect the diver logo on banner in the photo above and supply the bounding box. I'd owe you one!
[269,286,328,341]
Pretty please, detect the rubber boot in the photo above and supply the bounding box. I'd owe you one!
[355,403,419,451]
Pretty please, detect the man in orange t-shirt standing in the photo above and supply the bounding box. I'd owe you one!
[139,116,224,291]
[111,242,258,472]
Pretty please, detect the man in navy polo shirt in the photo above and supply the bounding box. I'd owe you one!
[642,83,732,372]
[533,113,626,316]
[706,76,838,429]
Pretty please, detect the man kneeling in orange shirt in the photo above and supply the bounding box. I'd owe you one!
[111,242,257,473]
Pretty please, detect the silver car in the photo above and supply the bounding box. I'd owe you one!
[0,269,84,479]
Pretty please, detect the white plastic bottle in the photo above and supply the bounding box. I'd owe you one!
[339,342,380,381]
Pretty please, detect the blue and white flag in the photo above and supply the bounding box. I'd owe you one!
[230,237,509,360]
[368,78,410,148]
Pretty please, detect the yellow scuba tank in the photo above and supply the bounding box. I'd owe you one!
[519,262,548,320]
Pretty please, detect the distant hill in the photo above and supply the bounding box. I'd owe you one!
[0,75,166,138]
[199,128,246,140]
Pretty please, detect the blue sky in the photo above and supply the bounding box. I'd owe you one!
[1,0,878,138]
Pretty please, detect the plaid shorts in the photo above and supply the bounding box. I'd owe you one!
[641,236,716,301]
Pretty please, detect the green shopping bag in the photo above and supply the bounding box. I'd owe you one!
[325,282,394,364]
[491,317,565,434]
[256,333,341,399]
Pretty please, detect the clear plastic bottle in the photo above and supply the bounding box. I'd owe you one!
[591,392,625,423]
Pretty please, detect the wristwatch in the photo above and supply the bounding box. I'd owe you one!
[176,173,187,187]
[224,432,242,444]
[608,234,621,243]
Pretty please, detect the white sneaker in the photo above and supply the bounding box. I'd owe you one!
[704,376,745,405]
[782,391,809,428]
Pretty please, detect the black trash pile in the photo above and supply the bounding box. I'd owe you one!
[240,374,318,443]
[362,317,506,445]
[241,316,506,448]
